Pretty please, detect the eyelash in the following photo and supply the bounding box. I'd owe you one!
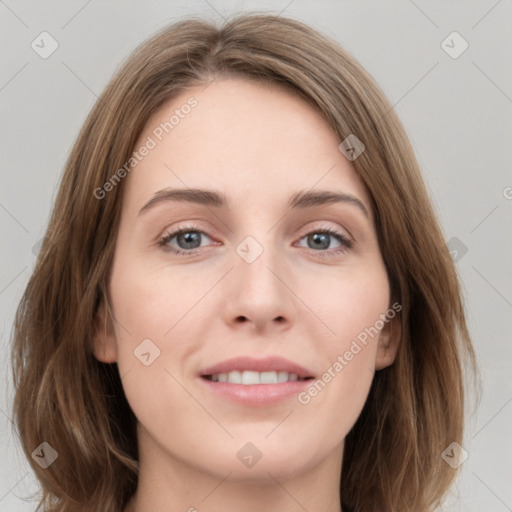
[158,224,353,258]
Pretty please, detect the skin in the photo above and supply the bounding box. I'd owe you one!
[94,77,401,512]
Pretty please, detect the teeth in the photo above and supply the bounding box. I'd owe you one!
[277,371,288,383]
[261,371,278,384]
[242,371,259,385]
[210,370,302,384]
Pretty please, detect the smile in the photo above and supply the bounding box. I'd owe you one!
[202,370,313,384]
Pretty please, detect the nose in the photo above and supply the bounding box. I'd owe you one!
[221,238,296,335]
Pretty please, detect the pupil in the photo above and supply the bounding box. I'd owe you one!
[178,231,200,249]
[309,233,329,250]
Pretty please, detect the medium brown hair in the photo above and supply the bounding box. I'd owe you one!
[12,12,476,512]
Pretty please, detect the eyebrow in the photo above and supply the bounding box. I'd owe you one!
[138,187,369,218]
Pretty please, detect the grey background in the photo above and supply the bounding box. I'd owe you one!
[1,1,511,510]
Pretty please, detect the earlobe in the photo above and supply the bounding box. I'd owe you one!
[92,301,118,363]
[375,314,401,371]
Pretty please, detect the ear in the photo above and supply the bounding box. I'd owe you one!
[374,312,401,371]
[92,300,118,363]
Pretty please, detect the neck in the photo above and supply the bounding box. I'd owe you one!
[126,425,345,512]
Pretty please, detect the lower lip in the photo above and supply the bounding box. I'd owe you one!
[199,377,313,405]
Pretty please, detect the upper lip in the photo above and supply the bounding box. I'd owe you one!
[199,356,315,379]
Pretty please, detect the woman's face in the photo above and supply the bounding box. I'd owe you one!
[94,77,400,481]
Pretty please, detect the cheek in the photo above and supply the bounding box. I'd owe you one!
[107,266,203,440]
[306,261,390,354]
[296,264,389,423]
[106,256,214,421]
[108,255,209,343]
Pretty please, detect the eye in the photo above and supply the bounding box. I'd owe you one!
[296,227,352,256]
[158,225,215,255]
[158,225,353,257]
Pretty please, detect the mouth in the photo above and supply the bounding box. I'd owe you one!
[198,356,315,405]
[201,370,314,384]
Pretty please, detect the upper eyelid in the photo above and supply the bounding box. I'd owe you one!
[161,222,349,236]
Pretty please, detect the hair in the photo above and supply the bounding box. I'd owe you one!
[11,12,477,512]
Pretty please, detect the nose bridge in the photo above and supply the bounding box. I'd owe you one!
[234,233,283,296]
[230,200,278,270]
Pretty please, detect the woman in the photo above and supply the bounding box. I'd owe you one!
[11,13,476,512]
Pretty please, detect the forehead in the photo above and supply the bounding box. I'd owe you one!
[123,77,371,213]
